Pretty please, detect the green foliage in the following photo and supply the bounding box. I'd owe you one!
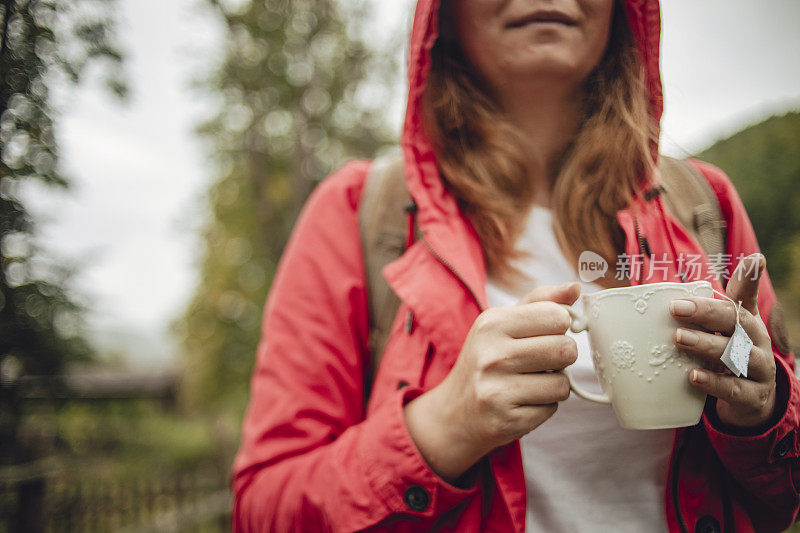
[0,0,126,382]
[16,399,235,529]
[697,110,800,289]
[174,0,395,412]
[42,402,221,474]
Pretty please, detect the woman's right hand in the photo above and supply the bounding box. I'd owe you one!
[403,281,581,483]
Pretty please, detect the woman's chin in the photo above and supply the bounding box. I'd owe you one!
[505,57,589,86]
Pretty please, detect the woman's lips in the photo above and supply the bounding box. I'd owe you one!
[506,10,577,29]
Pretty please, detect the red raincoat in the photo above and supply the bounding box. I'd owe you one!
[232,0,800,531]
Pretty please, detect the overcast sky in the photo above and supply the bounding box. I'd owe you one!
[21,0,800,368]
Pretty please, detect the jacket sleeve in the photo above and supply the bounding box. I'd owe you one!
[690,159,800,530]
[231,160,478,532]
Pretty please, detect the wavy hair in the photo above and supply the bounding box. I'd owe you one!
[422,0,657,289]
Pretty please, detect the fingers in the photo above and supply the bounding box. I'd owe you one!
[518,281,581,306]
[690,369,751,404]
[673,328,729,372]
[725,253,765,315]
[504,372,571,406]
[499,335,578,373]
[669,296,770,346]
[511,403,560,435]
[482,301,571,339]
[473,374,564,442]
[689,368,776,423]
[477,281,580,339]
[673,328,771,382]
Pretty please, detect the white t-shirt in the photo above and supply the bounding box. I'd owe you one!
[485,205,674,532]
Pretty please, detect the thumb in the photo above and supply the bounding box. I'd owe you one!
[518,281,581,307]
[725,252,765,315]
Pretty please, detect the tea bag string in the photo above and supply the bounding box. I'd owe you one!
[709,287,754,378]
[711,288,743,330]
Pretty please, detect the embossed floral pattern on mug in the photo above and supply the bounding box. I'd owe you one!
[599,341,695,386]
[610,340,636,370]
[648,344,674,366]
[630,289,657,314]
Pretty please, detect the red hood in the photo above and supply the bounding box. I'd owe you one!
[393,0,720,306]
[401,0,664,214]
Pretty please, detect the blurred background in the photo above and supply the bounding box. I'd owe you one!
[0,0,798,531]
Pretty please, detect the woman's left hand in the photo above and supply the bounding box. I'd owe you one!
[670,253,777,429]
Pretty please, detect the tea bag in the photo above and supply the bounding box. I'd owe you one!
[718,299,753,377]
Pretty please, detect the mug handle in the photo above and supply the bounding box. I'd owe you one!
[558,304,612,405]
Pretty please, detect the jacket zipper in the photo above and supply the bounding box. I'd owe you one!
[422,236,486,312]
[632,216,647,284]
[633,215,649,258]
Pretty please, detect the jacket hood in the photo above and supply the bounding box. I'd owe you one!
[401,0,663,217]
[394,0,702,304]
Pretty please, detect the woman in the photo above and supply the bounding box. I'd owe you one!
[232,0,799,531]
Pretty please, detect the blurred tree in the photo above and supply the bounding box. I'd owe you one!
[0,0,126,466]
[697,110,800,289]
[175,0,396,412]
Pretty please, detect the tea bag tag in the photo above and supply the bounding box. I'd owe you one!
[719,300,753,377]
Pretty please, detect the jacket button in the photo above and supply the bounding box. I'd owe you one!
[695,515,720,533]
[403,485,430,512]
[397,380,409,390]
[775,433,794,458]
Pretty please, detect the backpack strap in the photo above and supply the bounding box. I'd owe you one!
[358,151,416,402]
[657,155,728,281]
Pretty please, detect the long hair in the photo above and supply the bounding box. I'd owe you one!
[422,0,657,289]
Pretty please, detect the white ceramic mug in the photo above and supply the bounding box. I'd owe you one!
[560,280,713,430]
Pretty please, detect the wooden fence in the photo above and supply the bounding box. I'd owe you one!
[0,466,230,532]
[0,371,231,532]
